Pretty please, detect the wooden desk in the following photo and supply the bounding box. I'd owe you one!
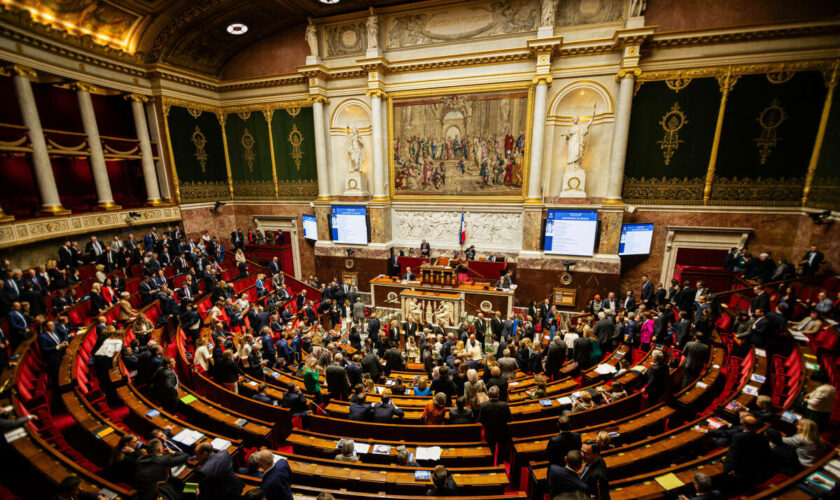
[370,275,514,315]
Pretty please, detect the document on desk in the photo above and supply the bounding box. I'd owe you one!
[354,442,371,454]
[655,472,685,490]
[742,385,759,396]
[210,438,231,450]
[415,446,441,461]
[172,429,204,446]
[594,363,617,375]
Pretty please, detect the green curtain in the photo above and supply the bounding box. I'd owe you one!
[271,106,318,199]
[225,111,274,199]
[809,84,840,210]
[166,105,229,202]
[622,78,719,203]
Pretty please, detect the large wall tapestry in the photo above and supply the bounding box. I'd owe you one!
[164,102,229,203]
[224,111,274,200]
[385,0,538,49]
[391,87,530,200]
[270,106,318,199]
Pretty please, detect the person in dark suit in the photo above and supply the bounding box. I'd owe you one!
[58,241,75,269]
[252,383,276,405]
[547,450,588,497]
[680,472,722,500]
[268,257,281,277]
[749,286,770,317]
[151,357,179,412]
[38,320,68,387]
[383,347,404,376]
[138,276,153,305]
[801,244,824,276]
[349,393,374,421]
[581,439,610,500]
[360,348,381,381]
[426,465,458,496]
[373,389,405,422]
[643,350,668,404]
[640,274,654,306]
[544,336,568,381]
[133,438,189,500]
[472,312,487,345]
[500,270,513,289]
[750,307,785,350]
[403,316,418,340]
[573,335,592,370]
[402,267,415,281]
[420,239,431,257]
[722,415,771,491]
[545,416,581,466]
[325,355,350,401]
[621,290,636,313]
[85,236,105,263]
[478,386,512,465]
[490,311,503,340]
[193,443,244,500]
[255,450,293,500]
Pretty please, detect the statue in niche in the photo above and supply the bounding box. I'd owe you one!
[347,127,365,173]
[366,7,379,50]
[629,0,647,17]
[540,0,556,27]
[563,105,596,172]
[305,18,319,58]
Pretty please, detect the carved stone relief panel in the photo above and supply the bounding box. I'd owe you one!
[323,21,368,57]
[392,209,523,251]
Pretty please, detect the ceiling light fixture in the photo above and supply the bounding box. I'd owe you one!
[318,0,340,4]
[226,23,248,35]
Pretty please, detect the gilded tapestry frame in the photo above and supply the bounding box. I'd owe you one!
[387,81,535,203]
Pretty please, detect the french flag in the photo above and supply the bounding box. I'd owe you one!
[459,213,466,245]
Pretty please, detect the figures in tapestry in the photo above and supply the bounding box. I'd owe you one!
[392,90,528,196]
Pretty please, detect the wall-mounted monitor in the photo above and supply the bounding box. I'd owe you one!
[302,214,318,241]
[330,206,369,245]
[619,223,654,256]
[544,209,598,256]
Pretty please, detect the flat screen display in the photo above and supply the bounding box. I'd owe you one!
[330,206,368,245]
[544,210,598,256]
[302,214,317,240]
[619,223,654,255]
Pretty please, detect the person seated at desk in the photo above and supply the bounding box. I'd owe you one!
[349,393,374,421]
[335,439,360,462]
[402,267,416,281]
[373,388,405,423]
[397,449,419,467]
[253,383,276,405]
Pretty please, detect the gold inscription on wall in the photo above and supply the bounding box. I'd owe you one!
[754,98,786,165]
[657,103,687,165]
[191,126,208,172]
[288,124,304,170]
[241,128,255,172]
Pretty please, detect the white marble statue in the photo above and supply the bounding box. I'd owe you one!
[366,8,379,50]
[540,0,556,27]
[434,301,455,327]
[563,105,596,171]
[629,0,647,17]
[347,127,365,173]
[305,18,319,58]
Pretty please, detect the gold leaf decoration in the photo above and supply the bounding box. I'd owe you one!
[665,78,691,92]
[622,177,705,205]
[237,111,251,121]
[286,107,301,117]
[657,103,687,165]
[754,98,786,165]
[187,107,203,118]
[288,124,304,170]
[808,177,840,211]
[766,71,795,84]
[180,181,229,202]
[709,177,803,206]
[241,127,255,173]
[233,180,274,199]
[191,125,208,172]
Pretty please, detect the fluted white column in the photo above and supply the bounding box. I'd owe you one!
[127,94,163,205]
[604,71,637,204]
[312,96,331,200]
[369,90,387,200]
[12,67,68,214]
[76,83,118,209]
[526,76,551,202]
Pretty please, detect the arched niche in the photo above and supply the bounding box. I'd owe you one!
[329,98,374,195]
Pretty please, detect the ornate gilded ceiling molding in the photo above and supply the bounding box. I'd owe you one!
[649,22,840,50]
[638,59,836,83]
[221,100,313,115]
[161,97,220,114]
[146,0,226,61]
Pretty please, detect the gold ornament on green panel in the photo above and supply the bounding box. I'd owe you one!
[191,125,208,173]
[657,103,687,165]
[241,127,256,173]
[289,124,304,170]
[286,107,301,117]
[754,99,786,165]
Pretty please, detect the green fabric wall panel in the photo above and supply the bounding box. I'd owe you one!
[166,105,229,202]
[623,78,719,203]
[271,106,318,199]
[225,111,274,199]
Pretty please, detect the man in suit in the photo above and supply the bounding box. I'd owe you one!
[545,416,581,466]
[545,336,568,381]
[749,286,770,318]
[367,312,381,349]
[133,438,189,500]
[255,450,294,500]
[268,256,281,277]
[102,246,117,271]
[420,239,431,257]
[38,320,68,387]
[325,353,350,401]
[490,311,503,340]
[593,311,614,355]
[125,234,141,262]
[4,271,21,302]
[194,442,244,500]
[581,439,610,500]
[750,306,785,350]
[151,357,179,412]
[681,333,710,389]
[500,270,513,289]
[349,393,374,421]
[621,290,637,314]
[478,386,512,465]
[601,292,619,317]
[383,346,404,376]
[360,348,381,381]
[58,240,75,269]
[640,274,654,307]
[85,236,104,263]
[674,311,692,349]
[722,415,771,491]
[801,244,824,276]
[790,310,823,336]
[402,267,415,281]
[142,231,155,252]
[403,316,418,340]
[547,449,588,498]
[473,312,487,345]
[138,276,154,306]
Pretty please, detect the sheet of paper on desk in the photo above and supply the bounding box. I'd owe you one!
[696,381,708,389]
[655,472,685,490]
[755,348,766,357]
[594,363,617,375]
[354,442,370,454]
[372,444,391,455]
[742,385,759,396]
[414,470,431,481]
[173,429,203,446]
[210,438,231,450]
[416,446,441,461]
[557,397,573,405]
[750,374,766,384]
[4,427,26,443]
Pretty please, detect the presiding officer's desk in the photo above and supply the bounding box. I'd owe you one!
[369,274,515,315]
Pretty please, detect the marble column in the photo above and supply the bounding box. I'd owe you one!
[127,94,163,205]
[604,70,638,205]
[76,83,118,209]
[368,90,387,200]
[526,76,551,203]
[312,96,331,200]
[12,67,68,214]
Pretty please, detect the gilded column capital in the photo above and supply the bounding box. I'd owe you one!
[309,95,330,104]
[366,89,388,99]
[124,93,149,103]
[616,67,641,81]
[532,75,553,86]
[261,108,274,121]
[70,81,100,93]
[10,64,37,80]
